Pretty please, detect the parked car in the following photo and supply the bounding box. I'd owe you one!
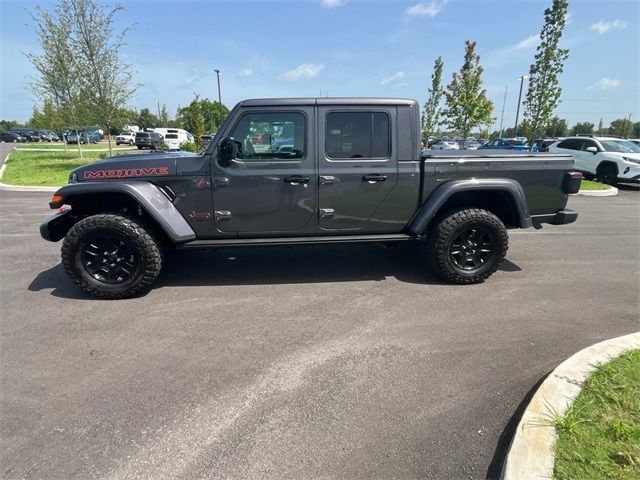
[150,128,193,150]
[548,136,640,185]
[40,97,581,298]
[532,138,561,153]
[478,138,532,151]
[201,132,217,145]
[115,132,136,145]
[37,130,59,142]
[66,131,101,144]
[627,138,640,147]
[10,129,41,142]
[0,131,26,143]
[135,131,164,149]
[431,140,460,150]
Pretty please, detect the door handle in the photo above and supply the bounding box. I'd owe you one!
[362,174,387,183]
[284,175,311,185]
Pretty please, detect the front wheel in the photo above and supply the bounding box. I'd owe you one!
[426,208,508,284]
[596,163,617,186]
[61,214,163,299]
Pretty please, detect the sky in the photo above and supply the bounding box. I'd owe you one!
[1,0,639,130]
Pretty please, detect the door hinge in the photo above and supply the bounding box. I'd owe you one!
[320,175,337,185]
[214,210,232,221]
[319,208,335,218]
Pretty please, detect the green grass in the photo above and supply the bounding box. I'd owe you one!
[1,150,121,186]
[18,141,134,150]
[580,179,614,191]
[554,349,640,480]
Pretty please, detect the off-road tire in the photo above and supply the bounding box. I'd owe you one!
[596,163,617,186]
[426,208,508,284]
[61,214,162,299]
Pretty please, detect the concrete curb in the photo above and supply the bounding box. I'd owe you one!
[501,332,640,480]
[572,186,618,197]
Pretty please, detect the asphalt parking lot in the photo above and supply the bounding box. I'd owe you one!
[1,187,638,480]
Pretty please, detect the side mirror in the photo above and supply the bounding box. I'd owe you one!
[585,146,598,154]
[218,137,240,166]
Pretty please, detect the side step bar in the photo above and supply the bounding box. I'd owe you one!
[178,233,419,249]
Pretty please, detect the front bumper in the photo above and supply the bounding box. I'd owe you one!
[531,209,578,228]
[40,210,75,242]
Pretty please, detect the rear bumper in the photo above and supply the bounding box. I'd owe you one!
[531,209,578,227]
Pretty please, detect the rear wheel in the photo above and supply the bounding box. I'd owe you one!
[426,208,508,284]
[596,163,617,186]
[61,214,162,299]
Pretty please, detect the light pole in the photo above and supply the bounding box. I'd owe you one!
[214,68,222,129]
[498,85,508,138]
[514,75,528,136]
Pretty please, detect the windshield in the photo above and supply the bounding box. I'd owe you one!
[600,139,640,153]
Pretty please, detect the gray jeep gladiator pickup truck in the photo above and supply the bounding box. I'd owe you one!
[41,98,581,298]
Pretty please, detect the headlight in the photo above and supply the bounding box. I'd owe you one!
[623,157,640,165]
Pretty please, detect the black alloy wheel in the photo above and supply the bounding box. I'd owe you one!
[79,234,139,285]
[449,227,493,270]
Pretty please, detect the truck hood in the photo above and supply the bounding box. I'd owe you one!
[71,152,200,182]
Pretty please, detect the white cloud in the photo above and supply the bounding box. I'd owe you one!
[514,35,540,51]
[320,0,346,7]
[590,19,627,35]
[587,77,620,90]
[380,71,405,87]
[279,63,324,81]
[393,82,409,89]
[404,0,448,21]
[238,67,253,77]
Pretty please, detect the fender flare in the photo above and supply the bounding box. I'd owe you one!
[406,178,532,235]
[50,181,196,243]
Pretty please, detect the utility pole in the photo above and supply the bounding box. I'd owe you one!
[157,101,161,125]
[214,68,222,130]
[625,113,632,138]
[498,85,508,138]
[514,75,528,137]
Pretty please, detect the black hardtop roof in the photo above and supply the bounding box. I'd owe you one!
[239,97,417,107]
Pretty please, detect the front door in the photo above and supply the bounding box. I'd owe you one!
[317,107,398,230]
[211,108,316,234]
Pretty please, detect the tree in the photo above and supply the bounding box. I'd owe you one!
[187,97,205,147]
[570,122,594,135]
[633,122,640,138]
[160,104,169,127]
[136,108,159,129]
[177,98,229,133]
[422,56,444,139]
[0,120,24,131]
[26,3,88,157]
[522,0,569,144]
[442,41,494,146]
[67,0,139,155]
[608,118,634,137]
[544,116,568,137]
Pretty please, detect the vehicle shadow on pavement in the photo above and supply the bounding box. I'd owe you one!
[485,371,550,480]
[28,244,522,298]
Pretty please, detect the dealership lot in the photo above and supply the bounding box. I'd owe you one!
[1,188,638,480]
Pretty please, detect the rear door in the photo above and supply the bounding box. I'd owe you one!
[317,106,398,231]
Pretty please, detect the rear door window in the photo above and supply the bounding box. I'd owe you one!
[325,111,391,159]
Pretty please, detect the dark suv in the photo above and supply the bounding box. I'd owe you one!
[135,131,163,150]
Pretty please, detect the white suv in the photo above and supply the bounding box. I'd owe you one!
[548,136,640,185]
